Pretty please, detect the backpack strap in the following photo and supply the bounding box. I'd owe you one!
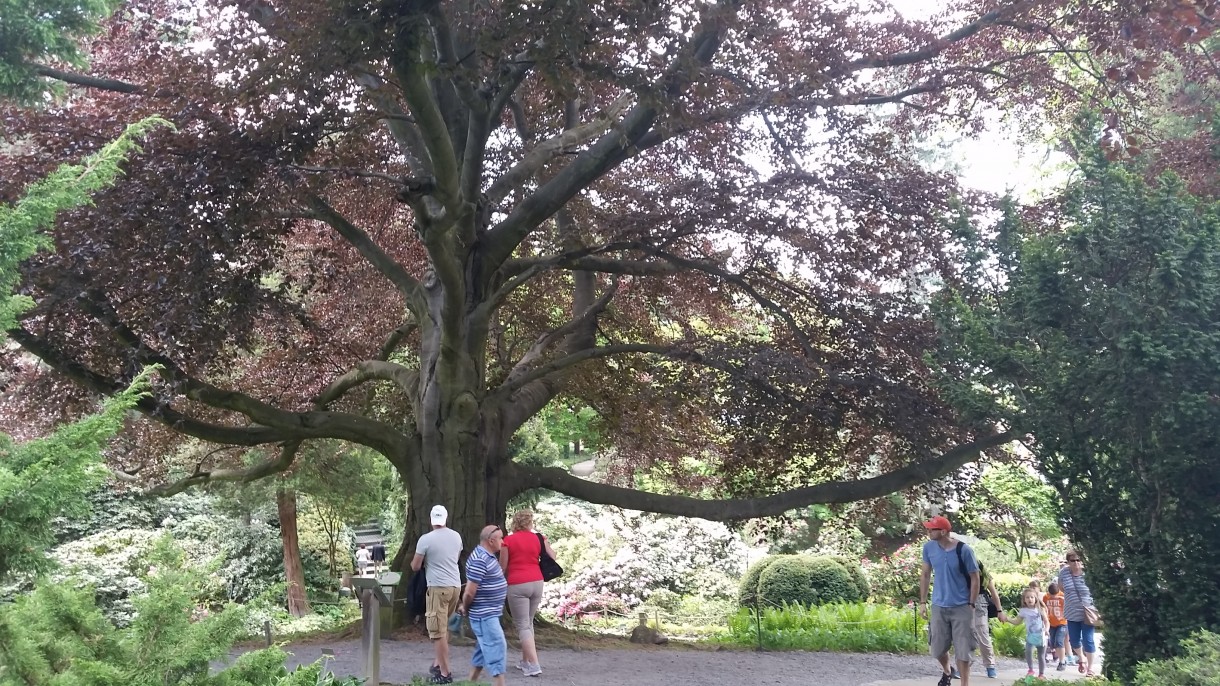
[956,541,969,580]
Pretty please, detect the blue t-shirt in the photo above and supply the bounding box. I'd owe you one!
[922,539,979,608]
[465,546,507,619]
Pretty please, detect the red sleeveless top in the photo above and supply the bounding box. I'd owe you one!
[502,530,544,585]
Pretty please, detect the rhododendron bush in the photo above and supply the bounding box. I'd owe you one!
[536,499,746,619]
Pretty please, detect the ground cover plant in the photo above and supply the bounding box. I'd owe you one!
[723,602,923,653]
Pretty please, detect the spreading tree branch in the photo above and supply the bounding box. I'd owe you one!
[480,0,732,270]
[9,328,297,446]
[32,63,143,94]
[303,193,423,303]
[146,440,303,497]
[508,431,1016,519]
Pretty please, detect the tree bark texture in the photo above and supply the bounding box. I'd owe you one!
[277,486,313,618]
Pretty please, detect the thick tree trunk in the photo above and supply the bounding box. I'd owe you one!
[388,438,515,627]
[277,486,313,618]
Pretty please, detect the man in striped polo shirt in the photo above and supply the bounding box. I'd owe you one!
[456,524,509,686]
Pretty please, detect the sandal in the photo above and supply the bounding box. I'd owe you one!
[1086,671,1095,677]
[1078,664,1086,674]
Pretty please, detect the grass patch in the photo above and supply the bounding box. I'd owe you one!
[721,602,924,653]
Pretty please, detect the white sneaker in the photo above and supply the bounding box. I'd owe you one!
[523,662,542,677]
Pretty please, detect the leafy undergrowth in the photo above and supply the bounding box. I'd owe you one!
[720,602,924,653]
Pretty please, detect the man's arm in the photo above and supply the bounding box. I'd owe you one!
[969,571,980,607]
[919,560,932,608]
[411,553,425,572]
[987,579,1003,612]
[458,581,479,614]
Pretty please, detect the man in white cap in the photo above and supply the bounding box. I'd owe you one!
[411,504,463,684]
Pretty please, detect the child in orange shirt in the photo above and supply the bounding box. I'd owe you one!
[1045,582,1068,670]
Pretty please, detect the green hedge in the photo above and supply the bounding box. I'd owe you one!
[742,555,866,608]
[829,555,871,600]
[990,572,1031,612]
[738,556,782,607]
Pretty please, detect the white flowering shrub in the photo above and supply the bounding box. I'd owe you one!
[49,528,162,625]
[45,528,225,626]
[535,498,747,619]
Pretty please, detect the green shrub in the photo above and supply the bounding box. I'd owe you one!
[753,555,862,608]
[724,601,922,653]
[828,556,870,600]
[738,555,782,607]
[1134,630,1220,686]
[991,572,1030,612]
[807,557,864,604]
[862,542,923,604]
[757,556,818,607]
[0,539,357,686]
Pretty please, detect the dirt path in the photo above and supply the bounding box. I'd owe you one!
[257,637,1040,686]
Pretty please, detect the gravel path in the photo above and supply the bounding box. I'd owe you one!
[250,637,1037,686]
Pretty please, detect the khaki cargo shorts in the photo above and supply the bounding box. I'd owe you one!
[929,603,976,665]
[425,586,461,640]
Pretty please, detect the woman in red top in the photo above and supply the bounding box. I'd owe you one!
[498,509,557,677]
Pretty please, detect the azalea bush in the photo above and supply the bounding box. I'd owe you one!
[861,542,924,605]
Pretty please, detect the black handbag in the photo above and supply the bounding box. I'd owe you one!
[536,532,563,581]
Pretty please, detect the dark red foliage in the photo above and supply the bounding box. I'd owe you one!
[2,0,1209,516]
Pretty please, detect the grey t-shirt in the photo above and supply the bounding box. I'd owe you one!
[416,527,462,588]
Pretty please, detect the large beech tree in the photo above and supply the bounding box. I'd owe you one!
[3,0,1210,600]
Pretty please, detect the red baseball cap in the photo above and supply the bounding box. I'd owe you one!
[923,515,952,531]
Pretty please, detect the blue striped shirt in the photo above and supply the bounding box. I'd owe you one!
[465,546,507,619]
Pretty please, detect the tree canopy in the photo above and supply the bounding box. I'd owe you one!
[2,0,1215,565]
[934,155,1220,681]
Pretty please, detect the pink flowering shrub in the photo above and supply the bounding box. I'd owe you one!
[861,543,923,605]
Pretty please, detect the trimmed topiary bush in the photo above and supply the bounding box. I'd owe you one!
[829,556,870,600]
[738,555,783,607]
[750,555,864,608]
[757,556,819,607]
[806,557,863,604]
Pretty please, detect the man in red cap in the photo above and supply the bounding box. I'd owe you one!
[919,515,980,686]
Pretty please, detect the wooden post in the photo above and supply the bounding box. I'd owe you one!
[263,620,272,648]
[754,601,763,652]
[360,588,381,686]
